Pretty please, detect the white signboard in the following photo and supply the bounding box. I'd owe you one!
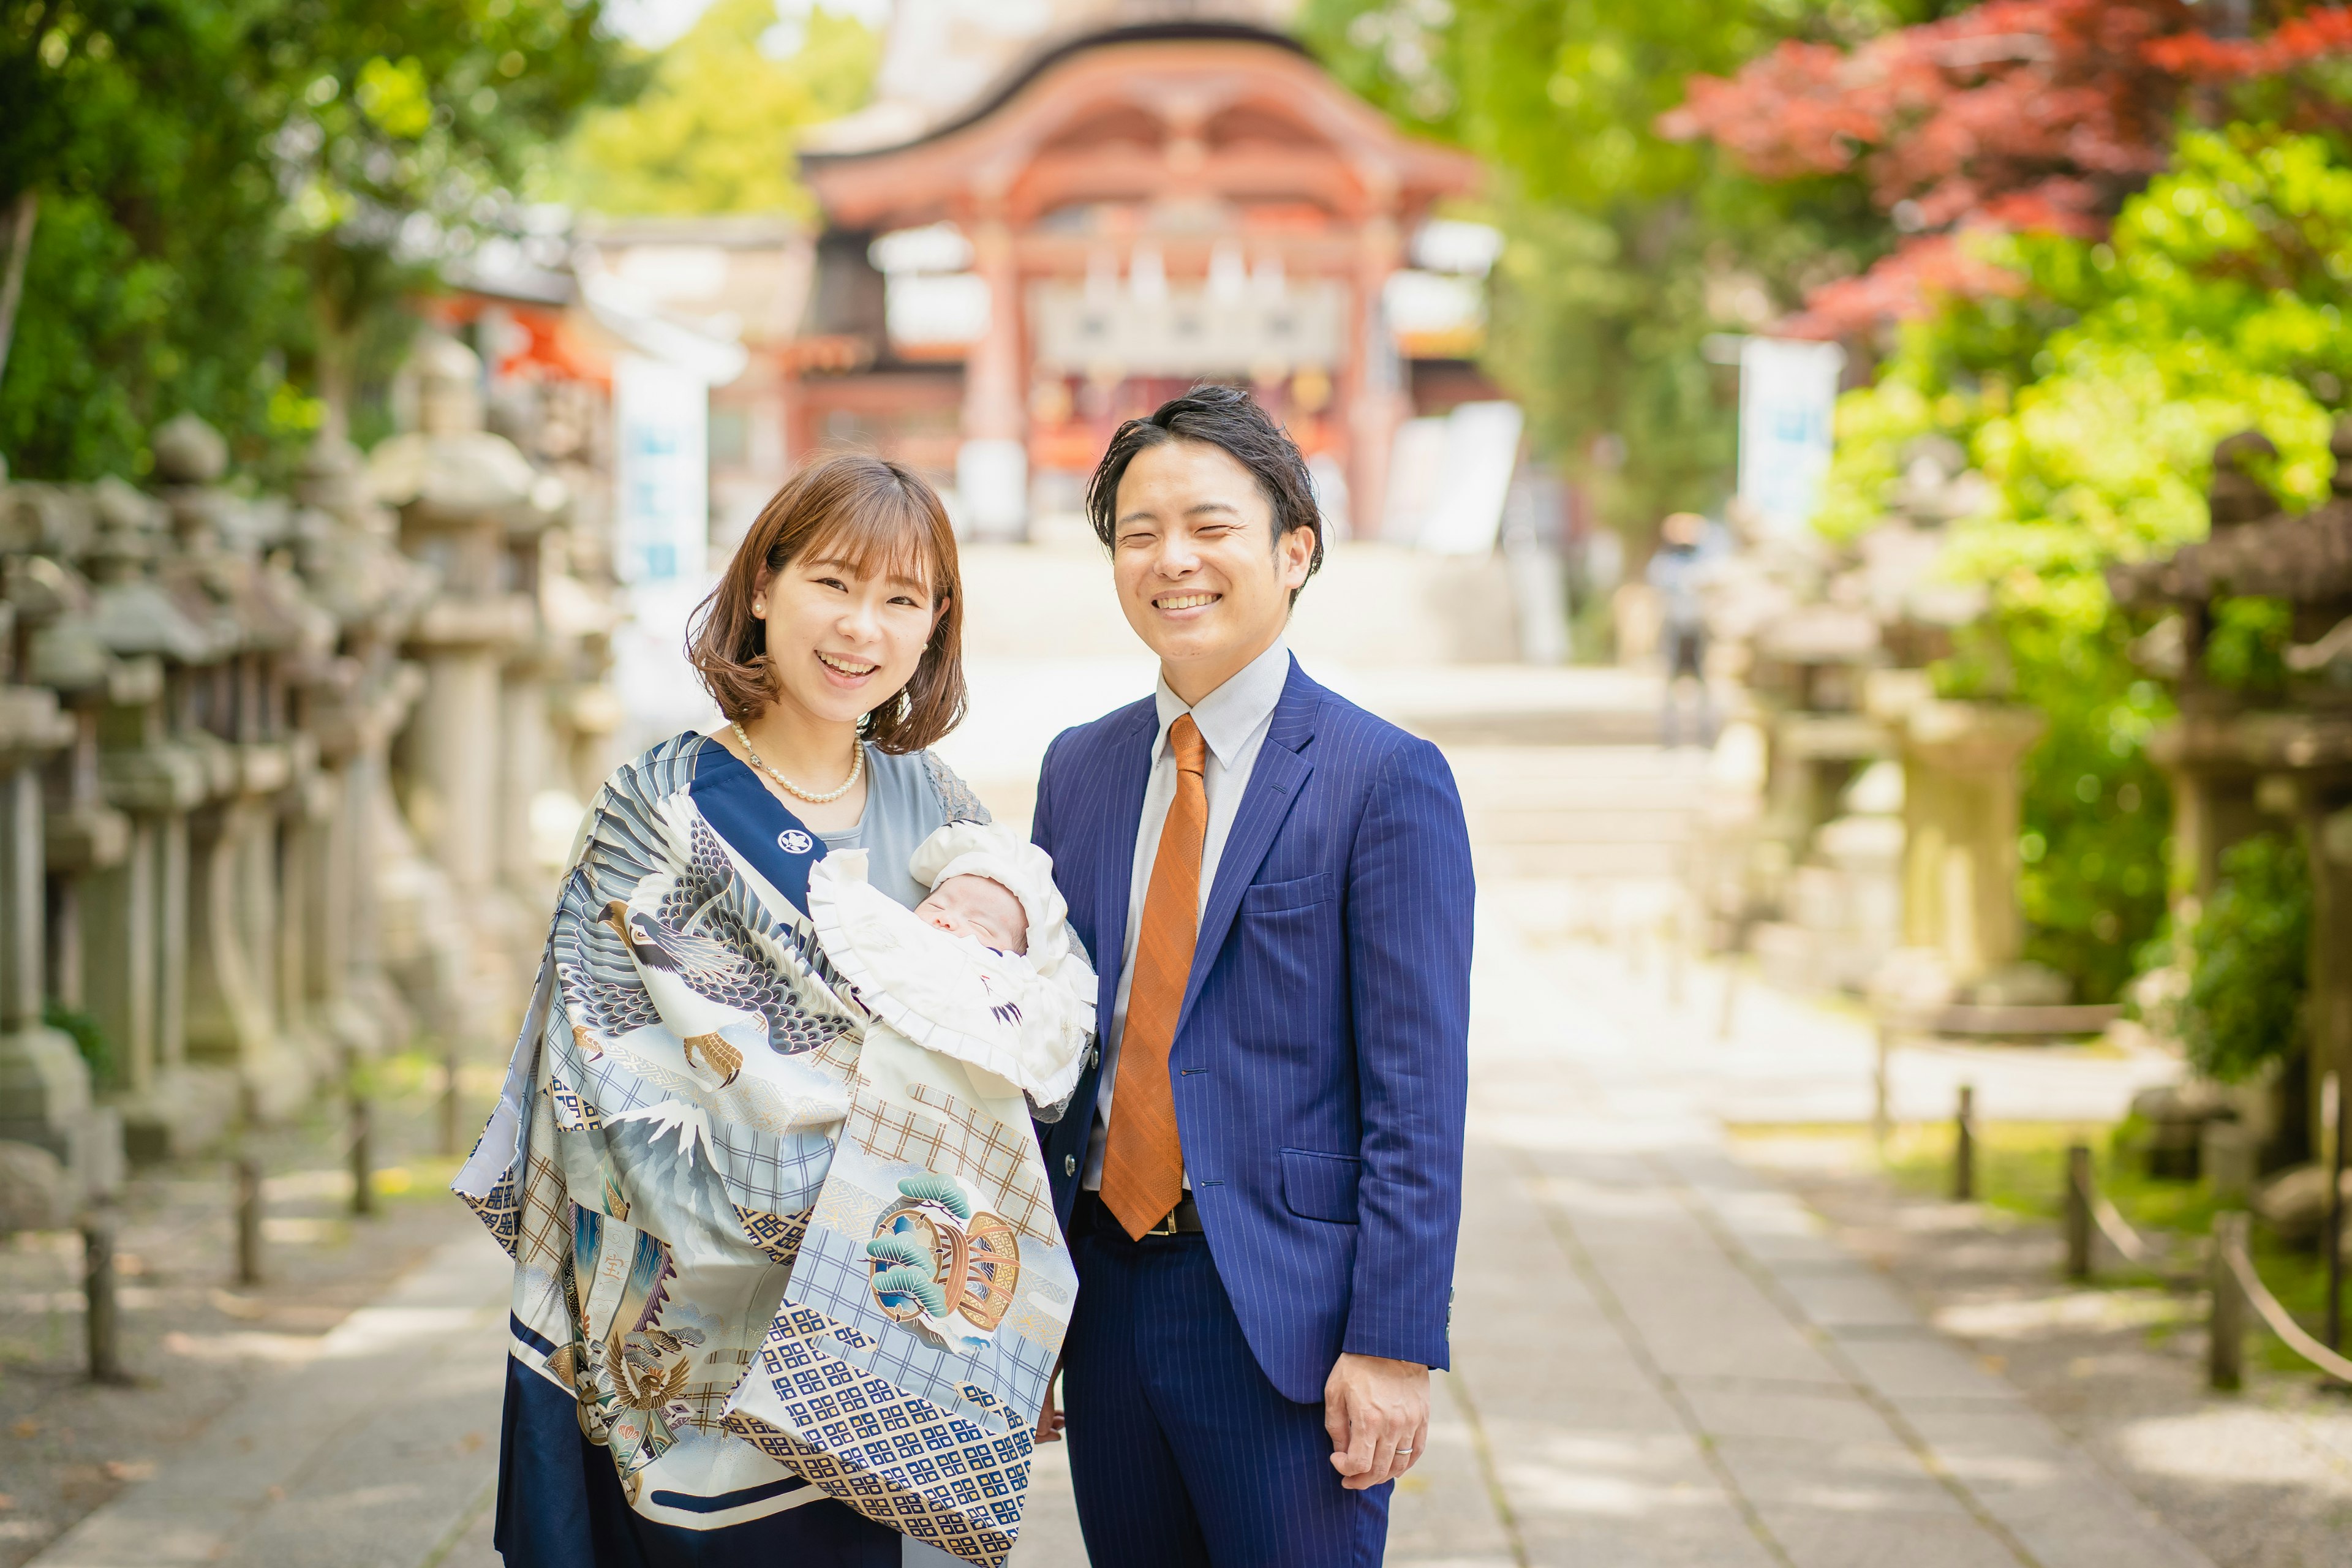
[1738,337,1845,537]
[1384,402,1525,556]
[616,353,709,585]
[1419,401,1524,556]
[614,354,717,758]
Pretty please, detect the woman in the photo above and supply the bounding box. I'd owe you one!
[455,454,994,1566]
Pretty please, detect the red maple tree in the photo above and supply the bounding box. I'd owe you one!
[1661,0,2352,336]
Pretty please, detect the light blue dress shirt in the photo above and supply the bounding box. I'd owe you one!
[1082,636,1294,1191]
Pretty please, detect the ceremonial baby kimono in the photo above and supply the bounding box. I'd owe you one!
[723,824,1095,1564]
[453,737,1089,1568]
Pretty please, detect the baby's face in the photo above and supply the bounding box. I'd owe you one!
[916,874,1029,954]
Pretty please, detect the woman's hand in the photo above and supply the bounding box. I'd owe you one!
[1034,1359,1066,1444]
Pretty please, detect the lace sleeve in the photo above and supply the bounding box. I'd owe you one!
[921,750,992,826]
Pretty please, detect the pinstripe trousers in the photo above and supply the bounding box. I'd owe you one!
[1061,1211,1391,1568]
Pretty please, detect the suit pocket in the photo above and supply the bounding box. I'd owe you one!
[1280,1147,1360,1224]
[1243,872,1335,914]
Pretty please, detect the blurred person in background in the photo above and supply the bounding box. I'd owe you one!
[1648,510,1717,747]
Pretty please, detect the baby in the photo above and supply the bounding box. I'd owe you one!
[914,871,1030,957]
[728,823,1094,1556]
[809,820,1095,1110]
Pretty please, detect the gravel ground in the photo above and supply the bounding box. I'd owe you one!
[0,1057,499,1568]
[1741,1133,2352,1568]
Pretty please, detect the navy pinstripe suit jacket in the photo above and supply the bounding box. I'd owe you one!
[1031,655,1474,1403]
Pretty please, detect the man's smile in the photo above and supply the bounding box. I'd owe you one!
[1153,591,1221,611]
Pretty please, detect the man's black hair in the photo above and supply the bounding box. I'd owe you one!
[1085,384,1327,600]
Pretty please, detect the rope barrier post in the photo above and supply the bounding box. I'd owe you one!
[440,1039,462,1159]
[1953,1084,1976,1202]
[234,1156,265,1287]
[2328,1070,2346,1352]
[2210,1210,2248,1392]
[350,1090,375,1218]
[2064,1144,2093,1281]
[1665,903,1685,1010]
[83,1210,126,1385]
[1872,1022,1892,1151]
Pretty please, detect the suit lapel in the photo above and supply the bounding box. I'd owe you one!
[1177,664,1319,1031]
[1090,703,1158,1028]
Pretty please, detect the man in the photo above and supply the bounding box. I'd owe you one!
[1028,386,1474,1567]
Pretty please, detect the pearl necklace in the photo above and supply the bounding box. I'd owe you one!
[731,722,864,804]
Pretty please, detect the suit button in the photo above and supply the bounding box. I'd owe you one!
[1088,1047,1100,1069]
[1064,1155,1077,1177]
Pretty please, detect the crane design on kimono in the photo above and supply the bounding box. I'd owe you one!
[602,899,752,1087]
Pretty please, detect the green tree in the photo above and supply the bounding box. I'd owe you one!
[560,0,877,217]
[1,0,635,479]
[1820,126,2350,998]
[1,0,304,478]
[1295,0,1932,534]
[254,0,637,434]
[2180,831,2312,1083]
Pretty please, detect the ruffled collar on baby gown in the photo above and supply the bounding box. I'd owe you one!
[807,847,1096,1107]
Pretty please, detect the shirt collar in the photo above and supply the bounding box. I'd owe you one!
[1153,638,1292,769]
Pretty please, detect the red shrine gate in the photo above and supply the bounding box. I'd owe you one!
[791,20,1482,540]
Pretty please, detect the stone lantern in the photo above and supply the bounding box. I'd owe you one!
[1872,684,2047,990]
[0,467,123,1199]
[370,335,564,1029]
[2110,425,2352,1169]
[290,433,434,1065]
[152,412,329,1119]
[77,473,236,1157]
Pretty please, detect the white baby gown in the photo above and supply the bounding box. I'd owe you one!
[720,827,1095,1567]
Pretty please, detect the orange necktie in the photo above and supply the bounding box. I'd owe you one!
[1100,714,1208,1239]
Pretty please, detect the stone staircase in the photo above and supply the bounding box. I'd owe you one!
[1431,742,1711,883]
[948,539,1715,888]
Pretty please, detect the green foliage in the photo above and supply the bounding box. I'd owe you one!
[1,0,636,480]
[559,0,875,216]
[42,999,113,1091]
[2181,831,2312,1084]
[1296,0,1914,536]
[896,1172,973,1220]
[2204,597,2293,692]
[1816,126,2352,1000]
[1,0,308,478]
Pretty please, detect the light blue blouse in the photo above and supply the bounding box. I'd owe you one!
[813,744,991,912]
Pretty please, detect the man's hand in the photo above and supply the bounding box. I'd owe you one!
[1034,1360,1066,1444]
[1324,1353,1428,1490]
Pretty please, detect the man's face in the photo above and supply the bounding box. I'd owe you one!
[1110,439,1314,703]
[915,874,1029,955]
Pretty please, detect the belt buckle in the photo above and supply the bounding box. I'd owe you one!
[1145,1206,1180,1237]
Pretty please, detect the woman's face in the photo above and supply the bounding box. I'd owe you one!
[752,541,944,729]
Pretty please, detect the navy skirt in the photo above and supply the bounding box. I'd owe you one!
[493,1358,900,1567]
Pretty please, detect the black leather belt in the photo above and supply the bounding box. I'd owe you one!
[1078,1191,1203,1237]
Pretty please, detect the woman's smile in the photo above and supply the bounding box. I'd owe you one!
[816,650,881,685]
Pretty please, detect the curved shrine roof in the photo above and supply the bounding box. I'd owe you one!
[801,21,1479,232]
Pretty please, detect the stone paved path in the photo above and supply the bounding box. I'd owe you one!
[20,628,2214,1567]
[25,876,2214,1568]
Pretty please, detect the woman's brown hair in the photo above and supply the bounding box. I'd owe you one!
[687,453,967,753]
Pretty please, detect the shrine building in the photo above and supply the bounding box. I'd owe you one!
[788,16,1487,541]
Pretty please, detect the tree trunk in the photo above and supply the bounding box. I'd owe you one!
[311,288,355,443]
[0,190,42,399]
